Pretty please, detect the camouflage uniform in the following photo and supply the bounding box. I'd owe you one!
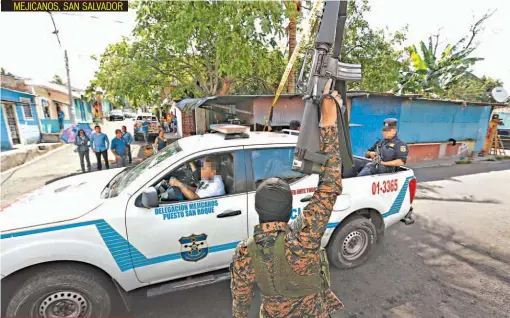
[231,126,344,318]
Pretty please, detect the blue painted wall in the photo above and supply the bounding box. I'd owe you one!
[349,96,402,157]
[399,100,491,152]
[84,101,93,122]
[1,88,41,148]
[349,95,493,156]
[1,105,12,150]
[40,119,73,133]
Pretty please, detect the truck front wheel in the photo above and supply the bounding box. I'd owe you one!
[326,216,377,269]
[4,264,113,317]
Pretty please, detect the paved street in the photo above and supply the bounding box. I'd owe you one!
[121,168,510,318]
[1,132,509,317]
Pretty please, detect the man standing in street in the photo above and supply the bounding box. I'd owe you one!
[111,129,128,168]
[230,79,344,317]
[89,125,110,170]
[57,106,65,131]
[121,125,133,164]
[358,118,408,176]
[141,117,150,144]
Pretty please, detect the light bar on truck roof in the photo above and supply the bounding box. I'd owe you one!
[210,124,250,140]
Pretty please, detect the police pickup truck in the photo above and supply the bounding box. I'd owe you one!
[0,126,416,317]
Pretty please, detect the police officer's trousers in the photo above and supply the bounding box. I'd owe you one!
[357,162,395,176]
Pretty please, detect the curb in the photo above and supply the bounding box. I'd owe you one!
[408,162,457,169]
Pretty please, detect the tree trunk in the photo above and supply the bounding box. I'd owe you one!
[286,0,300,94]
[217,77,234,96]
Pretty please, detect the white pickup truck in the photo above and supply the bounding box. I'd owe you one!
[0,130,416,317]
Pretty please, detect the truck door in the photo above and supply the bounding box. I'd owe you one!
[245,145,351,236]
[125,147,249,284]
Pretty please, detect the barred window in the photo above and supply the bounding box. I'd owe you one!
[20,97,33,119]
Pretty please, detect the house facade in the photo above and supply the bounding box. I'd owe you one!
[1,75,41,150]
[32,84,75,134]
[348,92,507,162]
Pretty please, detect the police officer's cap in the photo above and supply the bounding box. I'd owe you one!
[383,118,398,131]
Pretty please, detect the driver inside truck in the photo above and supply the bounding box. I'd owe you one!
[168,156,226,200]
[358,118,408,176]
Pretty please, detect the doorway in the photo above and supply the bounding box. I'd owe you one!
[3,103,21,145]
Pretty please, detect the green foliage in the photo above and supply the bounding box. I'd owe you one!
[89,38,168,108]
[91,0,286,102]
[0,67,14,76]
[341,0,409,92]
[444,76,504,103]
[399,12,494,98]
[51,74,65,85]
[131,0,285,96]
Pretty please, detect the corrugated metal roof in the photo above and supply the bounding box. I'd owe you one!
[174,94,302,112]
[348,90,508,108]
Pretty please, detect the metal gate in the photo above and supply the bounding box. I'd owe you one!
[3,103,20,145]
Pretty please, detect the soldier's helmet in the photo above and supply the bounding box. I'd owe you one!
[255,178,293,223]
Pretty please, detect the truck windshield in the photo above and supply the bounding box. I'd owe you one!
[106,141,183,197]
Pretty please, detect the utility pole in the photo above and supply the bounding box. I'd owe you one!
[48,12,76,124]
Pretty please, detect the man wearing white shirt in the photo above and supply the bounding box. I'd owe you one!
[169,156,225,200]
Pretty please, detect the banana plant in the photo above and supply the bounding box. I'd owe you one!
[400,12,493,96]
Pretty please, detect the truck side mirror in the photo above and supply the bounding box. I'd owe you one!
[142,187,159,208]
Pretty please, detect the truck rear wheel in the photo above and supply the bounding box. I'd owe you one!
[326,216,377,269]
[4,264,113,317]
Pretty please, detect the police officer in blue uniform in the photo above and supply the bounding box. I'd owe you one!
[358,118,408,176]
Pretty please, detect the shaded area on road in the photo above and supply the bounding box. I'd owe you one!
[120,214,509,318]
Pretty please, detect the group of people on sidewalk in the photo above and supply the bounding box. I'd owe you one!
[74,125,133,173]
[74,124,170,173]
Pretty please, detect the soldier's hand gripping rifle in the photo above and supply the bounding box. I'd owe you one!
[292,0,362,175]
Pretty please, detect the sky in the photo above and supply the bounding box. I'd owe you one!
[0,0,508,95]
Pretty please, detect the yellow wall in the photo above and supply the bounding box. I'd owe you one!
[33,87,71,120]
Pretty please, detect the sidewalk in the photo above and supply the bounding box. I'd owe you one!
[0,143,66,172]
[406,149,510,169]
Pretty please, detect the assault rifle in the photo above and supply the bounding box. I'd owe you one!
[292,0,362,175]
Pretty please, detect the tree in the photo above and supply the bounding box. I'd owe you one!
[89,38,171,109]
[444,76,504,103]
[131,0,285,96]
[284,0,302,94]
[0,67,14,76]
[51,74,65,85]
[341,0,409,92]
[399,11,495,96]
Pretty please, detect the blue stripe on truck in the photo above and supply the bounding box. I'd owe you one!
[382,176,413,219]
[1,176,413,271]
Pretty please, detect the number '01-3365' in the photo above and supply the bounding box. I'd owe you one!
[372,179,398,195]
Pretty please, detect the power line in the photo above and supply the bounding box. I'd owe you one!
[47,12,77,124]
[48,12,62,48]
[55,12,128,24]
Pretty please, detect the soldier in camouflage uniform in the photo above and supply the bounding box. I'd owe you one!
[230,79,344,318]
